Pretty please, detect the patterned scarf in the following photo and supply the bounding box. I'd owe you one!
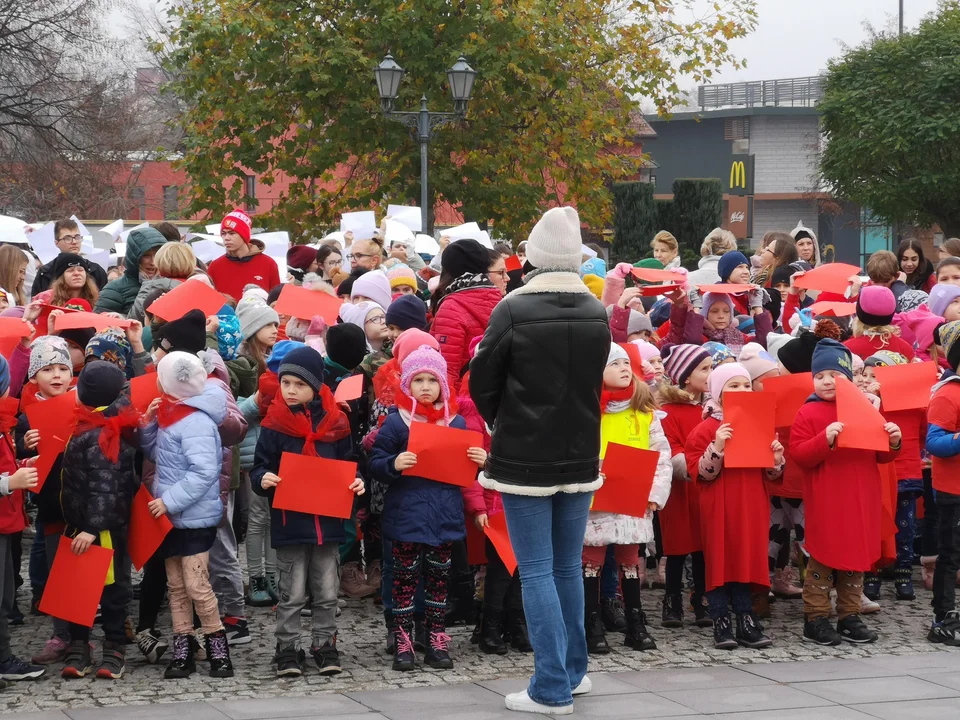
[261,385,350,455]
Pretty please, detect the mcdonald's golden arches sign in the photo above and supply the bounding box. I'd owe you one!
[727,154,754,196]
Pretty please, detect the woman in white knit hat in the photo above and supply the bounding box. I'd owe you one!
[470,207,610,716]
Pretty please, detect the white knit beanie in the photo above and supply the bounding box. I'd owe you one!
[236,298,280,340]
[607,343,629,366]
[156,351,207,400]
[526,206,583,271]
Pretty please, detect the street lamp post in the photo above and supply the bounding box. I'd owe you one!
[374,54,477,234]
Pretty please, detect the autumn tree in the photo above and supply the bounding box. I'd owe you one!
[820,4,960,237]
[157,0,755,238]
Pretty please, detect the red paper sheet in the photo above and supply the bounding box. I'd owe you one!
[637,283,684,296]
[592,443,659,517]
[38,536,113,627]
[403,423,484,488]
[466,521,487,565]
[146,280,226,322]
[619,342,645,377]
[762,373,814,427]
[128,485,173,571]
[631,267,687,284]
[876,361,939,412]
[0,317,32,360]
[836,376,889,452]
[723,391,776,468]
[128,373,162,414]
[808,301,857,317]
[272,452,358,519]
[793,263,862,295]
[334,374,364,403]
[504,255,523,272]
[25,392,77,489]
[53,312,130,332]
[695,283,754,294]
[485,512,517,575]
[274,284,343,324]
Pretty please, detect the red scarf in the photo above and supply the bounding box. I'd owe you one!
[75,404,140,463]
[0,397,18,437]
[157,395,197,428]
[257,371,279,417]
[600,381,635,413]
[395,390,459,425]
[261,385,350,456]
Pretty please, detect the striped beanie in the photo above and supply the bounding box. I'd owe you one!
[662,343,711,390]
[940,320,960,371]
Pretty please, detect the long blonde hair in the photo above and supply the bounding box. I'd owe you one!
[628,373,659,413]
[49,273,99,307]
[0,245,27,305]
[851,317,898,346]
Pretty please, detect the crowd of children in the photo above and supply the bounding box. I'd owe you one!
[0,213,958,696]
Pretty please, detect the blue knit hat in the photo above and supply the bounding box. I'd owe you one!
[278,346,325,394]
[384,294,428,331]
[0,354,9,397]
[811,338,853,380]
[267,340,306,375]
[216,305,243,361]
[717,251,750,282]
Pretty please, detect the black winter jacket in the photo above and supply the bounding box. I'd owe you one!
[31,256,108,296]
[61,399,140,535]
[15,413,64,525]
[250,398,355,548]
[469,271,610,495]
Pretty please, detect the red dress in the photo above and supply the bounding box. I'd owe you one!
[766,425,803,499]
[685,416,773,592]
[659,402,703,556]
[790,399,899,571]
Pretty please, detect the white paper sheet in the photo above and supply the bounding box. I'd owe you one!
[252,232,290,281]
[205,223,222,236]
[340,211,377,241]
[83,249,110,272]
[101,219,124,240]
[190,240,227,264]
[29,222,59,263]
[119,222,150,243]
[581,244,597,259]
[386,205,422,233]
[414,234,440,256]
[384,219,416,246]
[321,231,346,249]
[0,215,28,245]
[70,215,91,239]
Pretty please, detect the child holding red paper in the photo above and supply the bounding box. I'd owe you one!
[790,339,901,646]
[685,363,784,650]
[584,345,672,655]
[0,356,44,682]
[59,361,140,680]
[252,346,364,678]
[861,351,926,602]
[369,344,485,672]
[16,336,74,666]
[658,344,713,629]
[141,351,233,679]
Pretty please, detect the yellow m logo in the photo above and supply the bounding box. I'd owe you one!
[730,161,746,189]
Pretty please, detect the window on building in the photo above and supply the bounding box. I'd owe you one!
[244,174,256,211]
[129,187,146,220]
[162,185,179,219]
[724,118,750,140]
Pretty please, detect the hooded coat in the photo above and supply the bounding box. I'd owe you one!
[95,228,168,315]
[141,382,228,529]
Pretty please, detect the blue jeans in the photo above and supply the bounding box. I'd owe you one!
[501,491,592,709]
[381,537,424,613]
[600,545,619,599]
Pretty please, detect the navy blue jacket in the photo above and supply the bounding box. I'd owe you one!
[369,409,467,546]
[250,398,355,548]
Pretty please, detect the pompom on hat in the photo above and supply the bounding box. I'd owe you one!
[156,351,207,400]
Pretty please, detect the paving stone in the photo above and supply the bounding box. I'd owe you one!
[478,673,642,697]
[211,695,369,718]
[656,684,833,714]
[347,684,503,712]
[616,665,774,692]
[64,702,229,720]
[560,693,698,719]
[379,708,551,720]
[850,697,960,719]
[738,658,904,683]
[793,675,960,704]
[708,708,877,720]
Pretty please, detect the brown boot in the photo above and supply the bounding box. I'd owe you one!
[752,590,771,619]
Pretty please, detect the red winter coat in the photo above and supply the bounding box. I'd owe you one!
[0,434,26,534]
[881,408,925,481]
[686,416,772,592]
[659,400,704,556]
[790,399,899,571]
[431,285,501,393]
[767,425,802,499]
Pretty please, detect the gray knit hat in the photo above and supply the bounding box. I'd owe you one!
[28,336,72,379]
[236,298,280,340]
[526,207,583,270]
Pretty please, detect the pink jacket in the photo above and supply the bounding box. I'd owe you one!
[458,378,502,518]
[431,286,501,393]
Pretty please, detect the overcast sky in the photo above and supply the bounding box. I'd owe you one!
[710,0,942,83]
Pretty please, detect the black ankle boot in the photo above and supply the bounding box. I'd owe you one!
[624,608,657,651]
[509,612,533,652]
[735,612,772,649]
[662,593,683,628]
[163,634,195,679]
[478,608,508,655]
[691,593,713,628]
[895,568,916,601]
[384,609,396,655]
[205,629,234,678]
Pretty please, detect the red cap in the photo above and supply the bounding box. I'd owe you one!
[221,210,252,243]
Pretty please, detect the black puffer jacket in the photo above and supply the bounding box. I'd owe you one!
[61,398,140,534]
[469,270,610,495]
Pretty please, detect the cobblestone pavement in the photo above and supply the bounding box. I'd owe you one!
[0,564,954,715]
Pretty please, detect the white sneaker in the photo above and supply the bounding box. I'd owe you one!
[860,593,881,614]
[572,676,592,696]
[505,690,573,715]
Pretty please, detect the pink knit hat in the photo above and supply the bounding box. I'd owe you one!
[708,361,751,401]
[631,339,660,362]
[737,342,778,381]
[387,265,418,292]
[401,345,451,422]
[856,285,896,326]
[394,329,439,365]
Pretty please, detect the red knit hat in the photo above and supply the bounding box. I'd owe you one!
[221,209,252,243]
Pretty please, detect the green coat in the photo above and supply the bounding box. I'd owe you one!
[94,228,168,315]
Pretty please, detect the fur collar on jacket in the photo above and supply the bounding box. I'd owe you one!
[509,270,594,297]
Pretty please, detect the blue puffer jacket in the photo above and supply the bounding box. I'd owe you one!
[250,398,354,547]
[369,409,467,546]
[142,382,227,529]
[237,394,260,470]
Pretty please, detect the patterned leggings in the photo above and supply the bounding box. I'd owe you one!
[391,541,452,635]
[769,497,804,571]
[896,490,922,570]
